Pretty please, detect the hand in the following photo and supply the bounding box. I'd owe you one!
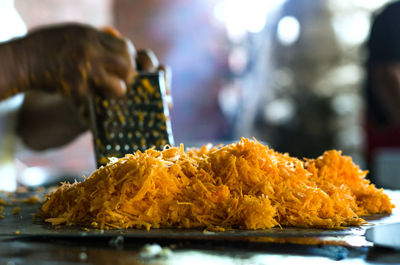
[17,92,88,150]
[2,23,136,100]
[10,24,171,150]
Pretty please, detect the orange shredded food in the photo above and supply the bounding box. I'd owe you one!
[38,138,394,231]
[18,195,41,204]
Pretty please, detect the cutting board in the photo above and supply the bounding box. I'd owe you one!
[1,190,399,247]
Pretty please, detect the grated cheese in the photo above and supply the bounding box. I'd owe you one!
[38,138,394,231]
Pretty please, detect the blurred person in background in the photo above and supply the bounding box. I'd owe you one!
[365,1,400,187]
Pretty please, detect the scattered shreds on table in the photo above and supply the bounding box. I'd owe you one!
[38,138,394,231]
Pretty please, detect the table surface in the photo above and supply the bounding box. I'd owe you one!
[1,190,400,265]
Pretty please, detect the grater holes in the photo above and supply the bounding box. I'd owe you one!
[147,119,154,128]
[152,130,159,138]
[131,143,139,150]
[136,119,144,129]
[92,74,172,167]
[102,100,109,108]
[128,117,135,127]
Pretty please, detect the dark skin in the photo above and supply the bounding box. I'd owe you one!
[0,23,165,150]
[17,92,88,150]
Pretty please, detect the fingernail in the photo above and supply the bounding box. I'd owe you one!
[119,79,127,96]
[125,38,136,57]
[101,26,121,38]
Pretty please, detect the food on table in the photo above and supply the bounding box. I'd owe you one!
[39,138,394,231]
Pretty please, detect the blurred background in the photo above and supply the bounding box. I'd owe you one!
[3,0,400,189]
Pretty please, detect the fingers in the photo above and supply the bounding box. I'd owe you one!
[98,32,137,89]
[97,47,162,99]
[103,55,134,84]
[125,38,136,58]
[98,30,128,54]
[93,33,135,99]
[136,49,159,71]
[101,25,122,38]
[53,25,165,100]
[92,68,127,98]
[124,39,137,84]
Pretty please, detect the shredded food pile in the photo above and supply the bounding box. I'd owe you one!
[39,138,394,231]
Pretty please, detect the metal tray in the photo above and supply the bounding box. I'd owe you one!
[1,191,399,247]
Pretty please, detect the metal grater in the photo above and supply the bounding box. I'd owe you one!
[89,71,174,167]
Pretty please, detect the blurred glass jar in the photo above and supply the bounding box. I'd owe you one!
[0,0,27,191]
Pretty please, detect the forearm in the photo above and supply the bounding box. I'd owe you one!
[0,38,30,100]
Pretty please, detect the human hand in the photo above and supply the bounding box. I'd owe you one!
[11,24,171,150]
[5,23,136,100]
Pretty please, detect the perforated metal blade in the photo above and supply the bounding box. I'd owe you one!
[89,71,174,167]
